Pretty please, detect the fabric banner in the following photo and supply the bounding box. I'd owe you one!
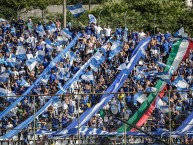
[37,127,164,138]
[0,33,81,120]
[2,39,122,139]
[117,39,193,132]
[175,110,193,133]
[52,37,151,137]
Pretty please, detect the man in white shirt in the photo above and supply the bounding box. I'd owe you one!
[138,29,146,40]
[94,24,103,39]
[104,25,111,41]
[6,121,13,133]
[62,100,68,110]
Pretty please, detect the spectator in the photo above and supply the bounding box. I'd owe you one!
[17,16,24,32]
[104,25,111,41]
[0,17,192,145]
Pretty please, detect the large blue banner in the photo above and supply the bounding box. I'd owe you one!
[53,37,151,136]
[0,33,82,120]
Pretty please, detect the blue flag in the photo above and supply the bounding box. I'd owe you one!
[26,58,37,71]
[134,93,147,104]
[109,40,122,60]
[88,14,97,24]
[5,57,16,67]
[36,50,45,63]
[36,25,46,36]
[0,72,9,82]
[154,71,171,85]
[81,70,94,84]
[16,45,26,60]
[172,75,189,89]
[60,28,73,39]
[45,39,53,52]
[0,87,8,96]
[67,4,85,18]
[19,78,30,87]
[174,27,184,37]
[90,51,105,72]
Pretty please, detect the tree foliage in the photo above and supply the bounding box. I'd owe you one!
[86,0,193,35]
[1,0,104,20]
[1,0,193,35]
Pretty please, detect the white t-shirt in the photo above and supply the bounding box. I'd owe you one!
[139,32,146,39]
[6,124,13,129]
[95,26,103,35]
[62,102,68,110]
[40,41,46,50]
[104,28,111,37]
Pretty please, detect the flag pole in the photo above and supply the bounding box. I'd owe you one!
[77,90,80,145]
[124,11,127,28]
[98,10,102,25]
[63,0,67,28]
[76,18,86,28]
[89,0,92,11]
[33,95,36,145]
[78,20,86,28]
[154,13,156,35]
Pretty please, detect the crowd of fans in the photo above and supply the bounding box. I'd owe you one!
[0,16,192,144]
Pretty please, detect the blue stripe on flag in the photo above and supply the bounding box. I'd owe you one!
[67,4,85,18]
[0,72,9,82]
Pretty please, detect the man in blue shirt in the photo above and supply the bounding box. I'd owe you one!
[164,31,171,41]
[52,116,59,131]
[68,101,74,116]
[115,25,122,39]
[50,69,57,83]
[10,25,16,37]
[17,16,24,32]
[85,24,94,37]
[62,114,69,128]
[162,39,169,55]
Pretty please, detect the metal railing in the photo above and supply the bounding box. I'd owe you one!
[0,89,192,145]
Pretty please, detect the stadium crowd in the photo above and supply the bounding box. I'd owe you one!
[0,16,192,144]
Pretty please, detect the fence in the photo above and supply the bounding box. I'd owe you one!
[0,89,192,145]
